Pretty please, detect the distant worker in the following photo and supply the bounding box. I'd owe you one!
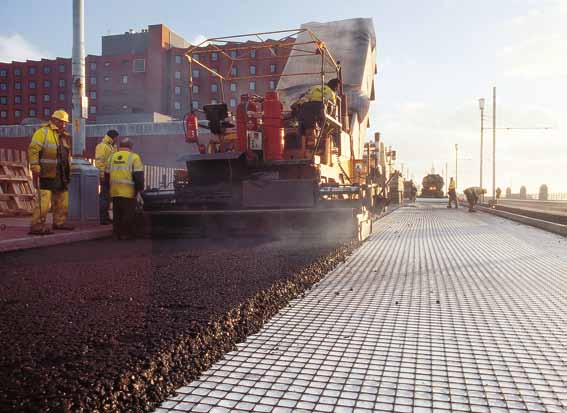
[463,186,487,212]
[496,187,502,199]
[447,177,458,208]
[95,129,119,225]
[410,184,417,202]
[104,138,144,240]
[28,109,74,235]
[293,78,340,140]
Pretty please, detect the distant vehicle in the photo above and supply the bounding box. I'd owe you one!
[420,174,445,198]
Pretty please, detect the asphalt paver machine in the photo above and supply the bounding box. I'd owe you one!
[142,22,381,240]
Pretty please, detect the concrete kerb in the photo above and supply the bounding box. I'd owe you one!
[0,227,112,254]
[477,204,567,236]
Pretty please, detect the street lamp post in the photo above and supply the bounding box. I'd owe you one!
[492,87,496,199]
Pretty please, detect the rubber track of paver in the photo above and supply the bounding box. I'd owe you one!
[156,203,567,413]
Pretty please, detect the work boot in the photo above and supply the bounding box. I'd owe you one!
[29,225,53,235]
[53,223,75,231]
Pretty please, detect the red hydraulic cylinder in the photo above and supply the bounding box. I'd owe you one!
[236,95,249,152]
[262,91,284,160]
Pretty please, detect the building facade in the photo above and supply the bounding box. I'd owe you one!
[0,24,293,126]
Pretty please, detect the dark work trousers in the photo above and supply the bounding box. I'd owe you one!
[448,189,458,208]
[112,197,137,239]
[99,185,111,222]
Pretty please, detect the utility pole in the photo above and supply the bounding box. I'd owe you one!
[455,144,458,191]
[68,0,99,223]
[479,98,485,190]
[492,86,496,199]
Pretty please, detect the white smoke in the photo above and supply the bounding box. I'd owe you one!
[0,33,52,63]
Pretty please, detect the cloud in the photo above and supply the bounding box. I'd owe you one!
[190,34,210,47]
[0,33,52,63]
[499,2,567,78]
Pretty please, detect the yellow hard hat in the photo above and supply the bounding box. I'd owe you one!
[51,109,70,123]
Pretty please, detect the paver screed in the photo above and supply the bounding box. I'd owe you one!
[157,202,567,413]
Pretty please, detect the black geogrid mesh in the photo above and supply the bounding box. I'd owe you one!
[157,204,567,413]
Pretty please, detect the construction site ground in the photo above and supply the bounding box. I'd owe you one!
[1,201,566,412]
[156,200,567,413]
[0,229,355,412]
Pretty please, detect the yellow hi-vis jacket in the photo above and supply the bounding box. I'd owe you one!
[300,84,337,105]
[28,123,71,178]
[94,135,116,178]
[448,179,456,191]
[106,150,144,198]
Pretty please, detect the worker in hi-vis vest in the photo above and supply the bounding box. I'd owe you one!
[447,177,458,209]
[28,109,74,235]
[104,138,144,239]
[95,129,119,224]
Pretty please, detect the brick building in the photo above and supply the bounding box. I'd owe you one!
[0,24,293,126]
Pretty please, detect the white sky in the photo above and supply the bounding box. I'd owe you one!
[2,0,566,194]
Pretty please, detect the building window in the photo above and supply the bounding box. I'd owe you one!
[211,52,218,61]
[174,86,181,96]
[249,65,256,75]
[59,64,66,72]
[15,82,21,90]
[14,95,21,104]
[211,98,218,105]
[43,94,50,102]
[104,61,111,67]
[59,79,65,88]
[211,84,217,93]
[90,77,97,85]
[29,67,37,75]
[175,55,182,64]
[230,82,237,92]
[90,62,97,71]
[29,95,36,103]
[15,110,21,118]
[192,53,200,61]
[58,93,65,101]
[174,101,181,110]
[0,111,6,118]
[229,98,236,107]
[192,69,200,79]
[191,100,199,109]
[90,91,96,99]
[43,108,51,116]
[269,80,276,90]
[192,84,199,94]
[249,81,256,91]
[133,58,146,73]
[174,71,181,80]
[0,69,7,77]
[44,80,51,88]
[250,49,256,58]
[29,81,37,89]
[230,67,238,76]
[43,66,51,74]
[270,64,277,73]
[0,83,6,91]
[14,68,22,76]
[29,108,36,117]
[90,106,96,114]
[122,75,128,84]
[0,96,7,105]
[104,76,111,82]
[230,50,237,58]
